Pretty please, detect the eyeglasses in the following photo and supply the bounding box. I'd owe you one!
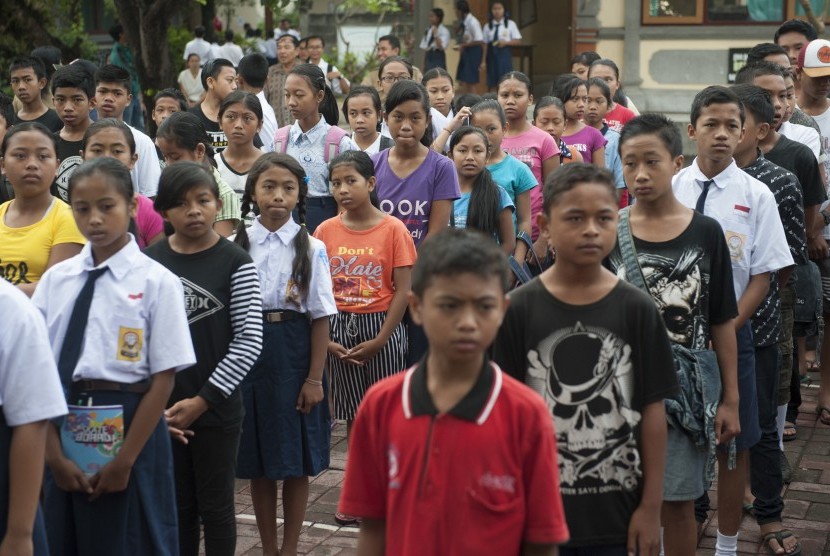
[380,75,410,84]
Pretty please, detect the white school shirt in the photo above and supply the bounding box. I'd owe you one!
[32,238,196,384]
[256,90,278,153]
[285,118,357,197]
[672,158,793,301]
[460,13,484,44]
[420,24,451,51]
[218,42,244,67]
[779,120,823,161]
[246,217,337,319]
[482,18,522,44]
[128,124,162,198]
[183,37,213,65]
[0,279,67,426]
[311,58,349,95]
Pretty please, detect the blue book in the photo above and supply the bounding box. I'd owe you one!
[61,405,124,476]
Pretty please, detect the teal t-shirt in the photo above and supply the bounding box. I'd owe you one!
[486,153,537,229]
[452,185,515,242]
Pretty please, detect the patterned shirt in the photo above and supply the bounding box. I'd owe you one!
[742,152,808,346]
[263,63,295,127]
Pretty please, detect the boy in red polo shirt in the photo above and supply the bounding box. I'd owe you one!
[338,228,569,556]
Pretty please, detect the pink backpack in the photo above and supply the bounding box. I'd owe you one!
[273,124,349,163]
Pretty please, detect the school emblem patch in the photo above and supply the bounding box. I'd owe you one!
[117,327,143,362]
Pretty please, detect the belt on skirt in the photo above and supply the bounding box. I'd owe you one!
[263,309,308,323]
[71,379,151,394]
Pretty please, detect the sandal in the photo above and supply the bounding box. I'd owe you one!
[762,529,802,555]
[805,359,820,370]
[817,406,830,426]
[783,421,797,442]
[334,511,360,526]
[742,502,755,516]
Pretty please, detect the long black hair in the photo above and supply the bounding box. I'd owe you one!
[384,80,434,148]
[288,63,339,125]
[449,126,502,242]
[328,150,380,209]
[154,161,220,214]
[235,153,312,296]
[156,111,218,169]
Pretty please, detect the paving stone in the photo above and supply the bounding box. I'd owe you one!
[792,468,822,483]
[806,503,830,522]
[782,499,811,519]
[821,469,830,484]
[789,481,830,494]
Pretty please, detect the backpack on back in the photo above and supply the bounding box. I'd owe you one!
[273,124,349,163]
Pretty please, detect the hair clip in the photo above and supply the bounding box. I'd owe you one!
[302,175,310,184]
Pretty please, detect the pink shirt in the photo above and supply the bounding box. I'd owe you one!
[501,126,559,239]
[135,194,164,248]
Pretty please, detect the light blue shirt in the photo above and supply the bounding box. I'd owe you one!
[487,154,537,229]
[602,128,625,190]
[286,118,357,197]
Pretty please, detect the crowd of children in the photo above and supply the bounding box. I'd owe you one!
[1,10,829,556]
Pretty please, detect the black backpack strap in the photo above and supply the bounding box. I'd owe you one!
[616,207,649,292]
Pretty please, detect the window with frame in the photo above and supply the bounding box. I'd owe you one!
[642,0,830,24]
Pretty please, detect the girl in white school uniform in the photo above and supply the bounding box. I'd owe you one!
[0,278,67,556]
[32,157,196,556]
[233,152,337,556]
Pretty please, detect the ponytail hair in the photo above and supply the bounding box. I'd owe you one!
[156,111,217,169]
[329,150,380,209]
[236,153,312,296]
[289,63,339,125]
[448,126,502,241]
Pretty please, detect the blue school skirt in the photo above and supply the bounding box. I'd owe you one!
[43,388,178,556]
[486,45,512,88]
[457,45,483,84]
[237,316,331,480]
[0,411,50,555]
[425,49,447,71]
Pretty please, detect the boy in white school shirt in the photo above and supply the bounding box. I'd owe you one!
[94,64,162,197]
[673,85,793,556]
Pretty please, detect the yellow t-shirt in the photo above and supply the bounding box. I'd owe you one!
[0,199,85,285]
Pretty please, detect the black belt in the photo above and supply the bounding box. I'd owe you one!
[72,379,150,394]
[263,310,307,323]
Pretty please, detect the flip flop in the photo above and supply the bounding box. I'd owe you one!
[783,421,797,442]
[742,502,755,516]
[805,359,820,370]
[817,406,830,426]
[762,529,801,555]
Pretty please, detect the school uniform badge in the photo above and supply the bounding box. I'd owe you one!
[117,326,143,361]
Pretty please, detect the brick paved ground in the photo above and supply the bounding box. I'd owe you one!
[228,370,830,555]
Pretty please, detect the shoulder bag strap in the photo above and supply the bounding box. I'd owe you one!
[616,207,649,293]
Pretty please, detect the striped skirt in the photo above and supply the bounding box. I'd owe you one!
[328,310,407,420]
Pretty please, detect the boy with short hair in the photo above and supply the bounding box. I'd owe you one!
[236,53,278,152]
[607,114,739,556]
[339,228,569,556]
[731,83,806,556]
[189,58,240,154]
[673,85,793,556]
[493,163,678,555]
[774,18,817,68]
[50,64,96,202]
[9,56,62,132]
[94,64,161,197]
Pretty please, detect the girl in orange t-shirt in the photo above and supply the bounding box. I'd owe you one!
[314,151,415,518]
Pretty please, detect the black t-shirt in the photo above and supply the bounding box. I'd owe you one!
[52,134,84,202]
[144,237,263,427]
[606,212,738,350]
[766,134,827,208]
[13,108,63,133]
[492,278,678,547]
[189,104,263,154]
[743,155,809,346]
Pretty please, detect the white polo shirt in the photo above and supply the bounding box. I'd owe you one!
[0,279,67,426]
[246,217,337,319]
[32,238,196,384]
[128,125,162,198]
[672,158,793,300]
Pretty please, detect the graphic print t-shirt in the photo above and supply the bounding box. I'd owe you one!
[53,135,84,202]
[606,212,738,349]
[492,279,677,547]
[314,214,416,313]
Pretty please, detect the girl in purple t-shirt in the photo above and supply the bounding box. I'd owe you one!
[551,75,607,166]
[497,72,560,239]
[371,80,460,248]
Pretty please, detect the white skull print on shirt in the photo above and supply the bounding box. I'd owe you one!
[526,321,641,494]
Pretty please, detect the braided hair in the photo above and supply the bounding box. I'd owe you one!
[235,153,312,297]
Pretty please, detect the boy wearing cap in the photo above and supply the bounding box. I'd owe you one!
[797,39,830,429]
